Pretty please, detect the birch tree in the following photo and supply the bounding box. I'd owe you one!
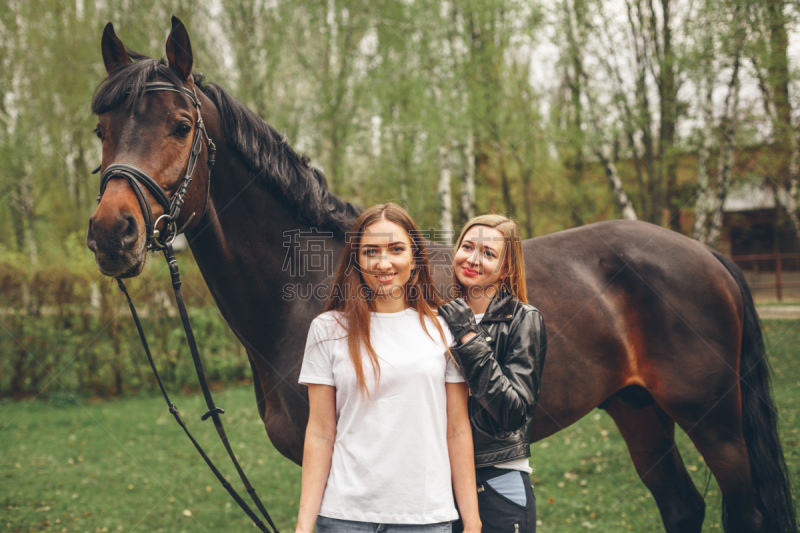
[707,51,743,247]
[692,60,716,242]
[564,0,638,220]
[691,0,746,247]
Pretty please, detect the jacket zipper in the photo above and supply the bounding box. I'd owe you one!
[469,324,495,397]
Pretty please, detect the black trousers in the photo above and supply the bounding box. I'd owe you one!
[453,467,537,533]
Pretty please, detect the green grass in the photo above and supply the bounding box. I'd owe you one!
[2,320,799,532]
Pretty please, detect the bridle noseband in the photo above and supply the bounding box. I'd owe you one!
[96,81,216,250]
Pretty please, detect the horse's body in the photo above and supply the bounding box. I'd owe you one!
[86,19,796,533]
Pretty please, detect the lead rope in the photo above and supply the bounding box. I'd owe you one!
[115,243,279,533]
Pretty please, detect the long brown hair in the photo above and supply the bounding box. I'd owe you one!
[452,214,528,304]
[325,203,448,399]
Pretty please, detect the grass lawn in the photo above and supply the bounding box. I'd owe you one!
[2,320,799,532]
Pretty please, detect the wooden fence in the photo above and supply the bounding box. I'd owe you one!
[731,252,800,302]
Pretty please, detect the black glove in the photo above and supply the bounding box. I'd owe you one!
[439,298,480,343]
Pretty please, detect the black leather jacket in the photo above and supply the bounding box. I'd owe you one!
[450,291,547,467]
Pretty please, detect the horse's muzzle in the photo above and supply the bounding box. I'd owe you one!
[87,210,147,277]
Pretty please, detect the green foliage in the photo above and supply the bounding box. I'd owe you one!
[2,0,797,262]
[0,306,248,397]
[0,248,247,398]
[2,0,799,401]
[0,0,565,256]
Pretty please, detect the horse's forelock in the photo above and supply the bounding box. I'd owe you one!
[91,53,190,115]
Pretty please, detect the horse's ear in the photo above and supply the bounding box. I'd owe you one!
[101,22,131,75]
[166,16,193,81]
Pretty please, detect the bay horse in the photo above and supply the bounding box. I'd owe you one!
[86,18,796,533]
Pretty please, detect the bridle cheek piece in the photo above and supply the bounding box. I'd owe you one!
[95,82,216,251]
[93,83,279,533]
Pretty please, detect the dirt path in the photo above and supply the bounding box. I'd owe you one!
[756,306,800,319]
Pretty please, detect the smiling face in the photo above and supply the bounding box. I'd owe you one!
[454,224,506,296]
[358,218,415,309]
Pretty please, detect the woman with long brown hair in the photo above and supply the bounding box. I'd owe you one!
[439,215,547,533]
[295,203,481,533]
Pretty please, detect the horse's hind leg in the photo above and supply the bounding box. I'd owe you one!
[671,397,764,533]
[604,397,705,533]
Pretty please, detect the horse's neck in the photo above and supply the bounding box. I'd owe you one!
[185,151,342,346]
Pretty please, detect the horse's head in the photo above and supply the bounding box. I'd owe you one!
[87,17,215,277]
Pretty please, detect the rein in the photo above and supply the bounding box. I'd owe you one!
[97,82,279,533]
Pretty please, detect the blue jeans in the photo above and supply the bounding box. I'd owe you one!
[315,516,452,533]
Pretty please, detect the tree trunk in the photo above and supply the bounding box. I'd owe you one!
[750,0,800,243]
[475,143,494,212]
[16,172,37,267]
[766,0,792,188]
[460,130,476,222]
[522,168,533,238]
[397,131,410,207]
[565,0,585,227]
[693,72,715,243]
[574,16,638,223]
[597,144,638,220]
[15,167,38,315]
[658,0,679,229]
[632,0,658,223]
[496,143,516,218]
[763,0,800,244]
[438,145,453,236]
[513,151,535,238]
[10,185,25,253]
[707,55,741,249]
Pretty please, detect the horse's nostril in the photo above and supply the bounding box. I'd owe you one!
[86,219,97,252]
[120,213,139,248]
[86,217,98,251]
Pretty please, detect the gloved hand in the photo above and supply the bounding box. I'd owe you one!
[439,298,480,343]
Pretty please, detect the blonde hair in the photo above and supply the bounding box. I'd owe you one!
[452,214,528,304]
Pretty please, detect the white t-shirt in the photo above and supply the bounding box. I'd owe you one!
[471,313,532,475]
[298,308,465,524]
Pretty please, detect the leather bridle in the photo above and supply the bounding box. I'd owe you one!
[95,82,279,533]
[96,81,216,251]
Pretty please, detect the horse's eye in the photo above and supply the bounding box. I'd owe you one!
[94,127,103,140]
[174,122,192,138]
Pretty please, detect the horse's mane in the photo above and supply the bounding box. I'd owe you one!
[92,51,361,237]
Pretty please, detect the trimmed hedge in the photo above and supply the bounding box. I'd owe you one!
[0,253,249,397]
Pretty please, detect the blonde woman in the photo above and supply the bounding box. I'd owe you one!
[296,203,481,533]
[440,215,547,533]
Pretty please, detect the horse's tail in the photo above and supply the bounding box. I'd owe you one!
[711,250,797,532]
